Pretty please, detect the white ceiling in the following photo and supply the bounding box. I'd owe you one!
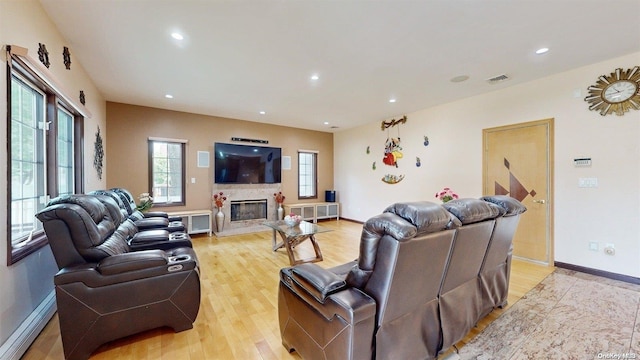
[39,0,640,132]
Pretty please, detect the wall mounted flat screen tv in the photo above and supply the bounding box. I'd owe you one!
[214,143,282,184]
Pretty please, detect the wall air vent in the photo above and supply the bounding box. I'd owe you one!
[486,74,510,84]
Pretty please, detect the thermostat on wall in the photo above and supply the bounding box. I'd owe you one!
[573,158,592,167]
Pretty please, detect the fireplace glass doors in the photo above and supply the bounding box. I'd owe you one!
[230,199,267,222]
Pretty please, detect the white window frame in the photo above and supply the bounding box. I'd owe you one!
[298,150,318,199]
[148,138,187,206]
[10,74,47,250]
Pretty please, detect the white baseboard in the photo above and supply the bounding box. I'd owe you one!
[0,290,56,360]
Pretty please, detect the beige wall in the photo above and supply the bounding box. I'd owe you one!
[106,102,334,212]
[335,52,640,278]
[0,0,107,352]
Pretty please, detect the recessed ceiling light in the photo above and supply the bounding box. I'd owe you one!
[389,98,397,103]
[450,75,470,83]
[259,111,266,115]
[535,47,549,54]
[165,94,173,99]
[310,74,319,80]
[323,121,329,125]
[171,32,184,40]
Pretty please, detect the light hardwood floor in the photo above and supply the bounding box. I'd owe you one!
[22,220,554,360]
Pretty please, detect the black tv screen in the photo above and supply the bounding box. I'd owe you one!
[214,143,282,184]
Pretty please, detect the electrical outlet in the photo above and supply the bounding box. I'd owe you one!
[604,243,615,256]
[589,242,598,251]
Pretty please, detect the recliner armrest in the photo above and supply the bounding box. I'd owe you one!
[143,211,168,218]
[54,248,198,287]
[130,229,170,243]
[134,217,170,229]
[280,267,376,323]
[291,263,346,303]
[97,249,168,275]
[141,211,183,222]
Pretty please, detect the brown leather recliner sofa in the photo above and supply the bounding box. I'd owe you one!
[278,195,526,359]
[35,194,201,360]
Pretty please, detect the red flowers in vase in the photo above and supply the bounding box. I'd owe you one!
[213,192,227,209]
[274,191,285,205]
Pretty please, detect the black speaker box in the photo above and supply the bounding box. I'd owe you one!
[325,190,336,203]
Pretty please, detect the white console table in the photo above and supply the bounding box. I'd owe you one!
[284,202,339,223]
[167,210,212,236]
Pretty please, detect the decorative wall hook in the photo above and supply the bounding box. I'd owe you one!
[38,43,50,68]
[380,115,407,130]
[63,46,71,70]
[79,90,86,105]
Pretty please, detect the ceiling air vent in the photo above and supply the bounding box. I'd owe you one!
[486,74,510,84]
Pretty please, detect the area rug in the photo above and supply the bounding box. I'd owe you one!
[451,268,640,360]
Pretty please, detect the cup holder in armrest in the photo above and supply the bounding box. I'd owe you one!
[169,232,189,240]
[168,254,191,263]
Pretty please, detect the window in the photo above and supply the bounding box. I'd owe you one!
[10,76,46,252]
[57,107,74,196]
[7,47,85,265]
[149,139,186,206]
[298,150,317,199]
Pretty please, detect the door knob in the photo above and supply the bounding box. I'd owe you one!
[532,199,546,204]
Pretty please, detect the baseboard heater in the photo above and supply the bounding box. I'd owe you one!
[0,290,56,360]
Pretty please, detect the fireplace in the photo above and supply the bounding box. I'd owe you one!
[212,183,281,236]
[230,199,267,222]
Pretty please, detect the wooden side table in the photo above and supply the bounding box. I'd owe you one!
[262,220,332,265]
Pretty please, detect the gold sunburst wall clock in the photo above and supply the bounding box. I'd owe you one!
[584,66,640,116]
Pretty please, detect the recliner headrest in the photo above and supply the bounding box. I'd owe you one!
[442,198,505,225]
[363,212,417,243]
[383,201,461,236]
[48,194,109,225]
[110,187,136,214]
[480,195,527,217]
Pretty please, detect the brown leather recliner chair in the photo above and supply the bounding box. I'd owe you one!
[35,194,201,360]
[87,191,192,250]
[110,187,183,222]
[92,189,186,233]
[279,201,461,360]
